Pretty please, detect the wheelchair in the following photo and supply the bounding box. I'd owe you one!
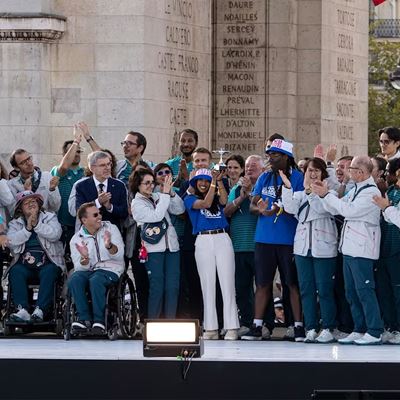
[1,272,65,336]
[63,271,140,340]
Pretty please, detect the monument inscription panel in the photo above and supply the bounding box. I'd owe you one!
[214,0,266,156]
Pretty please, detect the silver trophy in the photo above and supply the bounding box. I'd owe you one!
[212,148,230,172]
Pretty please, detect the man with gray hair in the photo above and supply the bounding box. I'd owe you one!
[311,155,384,345]
[75,151,128,228]
[224,155,264,337]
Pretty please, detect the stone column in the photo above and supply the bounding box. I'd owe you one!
[213,0,369,160]
[49,0,211,165]
[297,0,369,158]
[0,6,65,167]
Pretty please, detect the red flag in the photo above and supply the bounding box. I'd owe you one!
[373,0,386,5]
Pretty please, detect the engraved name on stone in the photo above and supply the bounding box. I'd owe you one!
[215,0,265,154]
[157,0,201,128]
[333,3,360,149]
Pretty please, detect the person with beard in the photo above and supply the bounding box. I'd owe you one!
[166,129,198,183]
[117,131,155,185]
[8,149,61,215]
[50,122,100,269]
[242,139,305,342]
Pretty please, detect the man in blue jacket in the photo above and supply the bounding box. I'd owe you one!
[75,151,128,229]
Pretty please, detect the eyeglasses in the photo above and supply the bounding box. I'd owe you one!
[379,139,394,145]
[95,162,112,168]
[18,156,32,167]
[141,180,155,187]
[89,212,100,218]
[121,141,139,147]
[156,170,171,176]
[348,166,362,171]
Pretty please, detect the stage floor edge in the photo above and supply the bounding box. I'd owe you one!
[0,339,399,400]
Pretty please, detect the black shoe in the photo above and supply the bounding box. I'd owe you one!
[241,324,262,341]
[92,322,106,335]
[294,326,306,342]
[71,320,91,332]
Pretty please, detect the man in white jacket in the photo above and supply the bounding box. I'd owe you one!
[8,149,61,215]
[311,155,384,345]
[69,202,125,334]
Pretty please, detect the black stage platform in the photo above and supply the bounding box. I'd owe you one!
[0,339,399,400]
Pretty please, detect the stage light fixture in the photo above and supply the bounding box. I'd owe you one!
[143,319,203,358]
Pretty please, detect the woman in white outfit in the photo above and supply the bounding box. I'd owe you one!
[184,168,239,340]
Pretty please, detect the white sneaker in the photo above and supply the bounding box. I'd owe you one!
[304,329,318,343]
[332,329,349,341]
[338,331,364,344]
[10,306,30,322]
[31,307,43,322]
[224,329,238,340]
[354,333,382,345]
[316,329,336,344]
[381,329,395,344]
[203,330,219,340]
[238,326,250,337]
[262,325,271,340]
[388,331,400,345]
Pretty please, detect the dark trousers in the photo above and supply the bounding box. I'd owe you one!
[9,262,61,312]
[68,269,119,323]
[235,252,255,328]
[375,253,400,331]
[295,255,337,330]
[343,256,384,338]
[146,251,180,319]
[127,251,149,321]
[334,254,354,333]
[178,250,203,321]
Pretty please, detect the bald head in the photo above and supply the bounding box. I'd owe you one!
[352,156,373,174]
[349,155,373,182]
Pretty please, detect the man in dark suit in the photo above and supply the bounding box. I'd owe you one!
[75,151,128,228]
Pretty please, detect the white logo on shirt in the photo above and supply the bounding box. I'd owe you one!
[200,209,222,219]
[262,186,276,198]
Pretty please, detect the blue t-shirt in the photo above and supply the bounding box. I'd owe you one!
[251,169,304,245]
[184,195,229,234]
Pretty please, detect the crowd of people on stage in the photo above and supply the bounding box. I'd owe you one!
[0,122,400,345]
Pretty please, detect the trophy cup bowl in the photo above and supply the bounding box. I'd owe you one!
[212,148,230,172]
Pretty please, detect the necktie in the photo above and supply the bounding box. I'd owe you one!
[98,183,104,194]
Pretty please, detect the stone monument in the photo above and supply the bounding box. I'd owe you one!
[0,0,369,169]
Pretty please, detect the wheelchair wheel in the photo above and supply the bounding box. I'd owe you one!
[63,295,73,341]
[117,275,137,339]
[108,325,119,341]
[55,318,63,336]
